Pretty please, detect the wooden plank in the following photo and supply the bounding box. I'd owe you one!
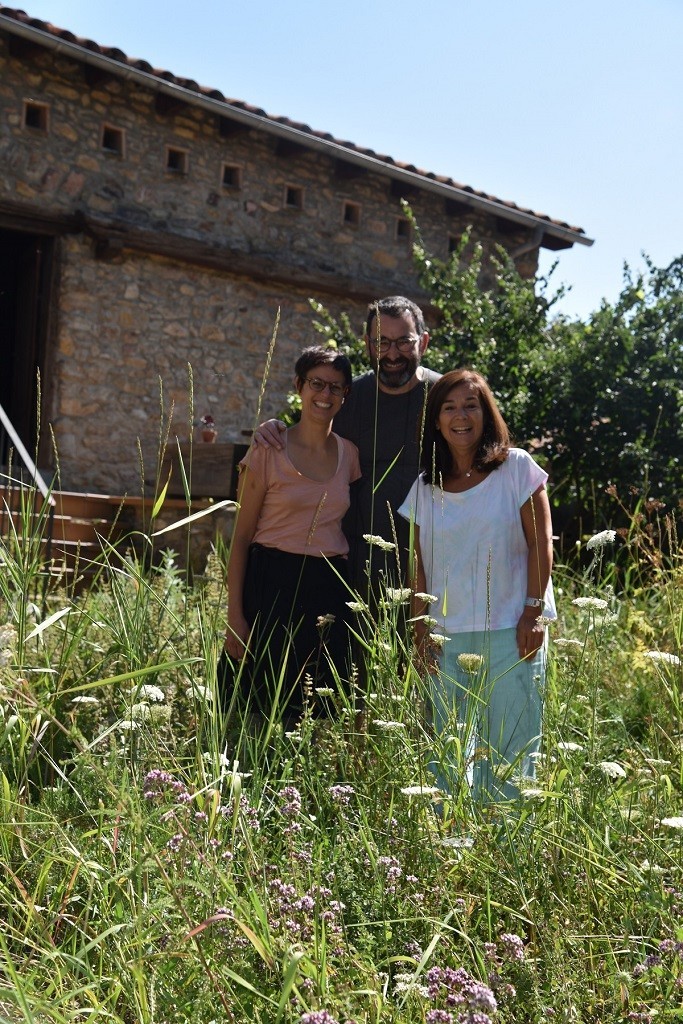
[160,442,248,499]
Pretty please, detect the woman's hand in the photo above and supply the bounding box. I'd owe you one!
[516,606,545,660]
[224,614,250,660]
[253,419,286,449]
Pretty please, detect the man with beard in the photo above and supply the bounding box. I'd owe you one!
[255,296,440,599]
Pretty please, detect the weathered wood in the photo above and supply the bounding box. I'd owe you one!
[82,214,417,301]
[160,442,248,499]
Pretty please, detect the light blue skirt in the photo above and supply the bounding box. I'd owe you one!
[429,627,545,803]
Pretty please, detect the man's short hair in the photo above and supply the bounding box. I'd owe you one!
[365,296,426,339]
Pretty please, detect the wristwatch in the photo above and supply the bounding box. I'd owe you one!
[524,597,543,608]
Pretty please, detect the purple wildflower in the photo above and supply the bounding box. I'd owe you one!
[329,784,355,806]
[279,785,302,817]
[426,965,497,1024]
[298,1010,340,1024]
[499,933,525,962]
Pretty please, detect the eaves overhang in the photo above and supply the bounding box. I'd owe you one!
[0,9,593,251]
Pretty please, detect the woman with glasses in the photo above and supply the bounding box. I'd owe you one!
[222,346,360,725]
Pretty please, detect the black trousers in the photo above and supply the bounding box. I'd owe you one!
[218,544,354,723]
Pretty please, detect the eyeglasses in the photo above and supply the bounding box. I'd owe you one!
[304,377,347,397]
[370,335,419,354]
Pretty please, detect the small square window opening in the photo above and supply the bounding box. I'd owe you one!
[23,101,49,131]
[343,201,361,226]
[166,146,189,174]
[101,125,125,156]
[222,164,242,189]
[284,185,304,209]
[396,217,411,241]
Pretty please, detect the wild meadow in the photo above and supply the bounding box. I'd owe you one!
[0,477,681,1024]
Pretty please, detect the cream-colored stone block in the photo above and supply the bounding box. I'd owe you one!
[75,155,100,172]
[54,122,79,143]
[52,84,80,102]
[60,398,101,418]
[371,250,398,269]
[119,309,138,328]
[163,322,190,338]
[58,334,75,357]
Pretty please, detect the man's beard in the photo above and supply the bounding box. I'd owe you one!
[373,352,419,389]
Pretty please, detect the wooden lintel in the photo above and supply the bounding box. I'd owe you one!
[94,236,125,260]
[0,198,85,237]
[81,214,425,303]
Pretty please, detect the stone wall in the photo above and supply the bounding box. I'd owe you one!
[49,236,367,494]
[0,29,540,497]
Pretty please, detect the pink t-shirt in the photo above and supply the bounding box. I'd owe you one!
[239,433,361,557]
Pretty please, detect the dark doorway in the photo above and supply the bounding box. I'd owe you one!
[0,230,54,468]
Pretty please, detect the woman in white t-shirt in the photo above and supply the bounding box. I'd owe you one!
[221,347,360,725]
[399,369,555,802]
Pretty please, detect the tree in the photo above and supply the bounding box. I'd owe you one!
[308,219,683,542]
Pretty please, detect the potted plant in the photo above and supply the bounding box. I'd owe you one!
[199,414,218,443]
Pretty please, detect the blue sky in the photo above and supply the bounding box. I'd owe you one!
[18,0,683,320]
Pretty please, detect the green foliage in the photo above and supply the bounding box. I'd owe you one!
[532,256,683,533]
[414,222,683,536]
[409,217,681,531]
[408,218,560,445]
[310,210,683,541]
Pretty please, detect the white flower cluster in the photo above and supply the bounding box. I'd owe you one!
[384,588,412,605]
[138,684,165,702]
[644,651,681,666]
[598,760,627,779]
[186,684,213,702]
[554,638,583,650]
[572,597,609,610]
[363,533,396,551]
[586,529,617,550]
[400,785,442,798]
[660,816,683,830]
[457,653,485,674]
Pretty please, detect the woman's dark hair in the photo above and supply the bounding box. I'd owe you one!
[294,346,352,390]
[420,369,511,485]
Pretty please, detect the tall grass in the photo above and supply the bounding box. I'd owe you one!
[1,472,682,1023]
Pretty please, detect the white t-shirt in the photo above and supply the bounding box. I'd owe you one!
[398,449,557,633]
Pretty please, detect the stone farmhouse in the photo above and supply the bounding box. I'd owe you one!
[0,5,591,518]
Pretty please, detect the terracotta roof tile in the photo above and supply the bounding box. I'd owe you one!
[0,4,588,238]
